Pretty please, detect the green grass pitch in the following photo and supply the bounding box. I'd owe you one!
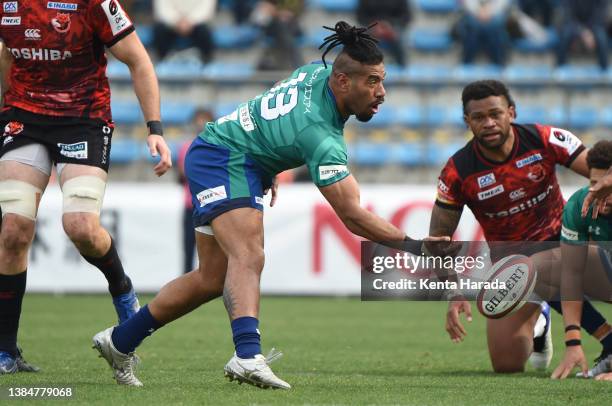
[3,295,612,405]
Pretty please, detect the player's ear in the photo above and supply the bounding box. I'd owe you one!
[334,71,351,93]
[508,104,516,121]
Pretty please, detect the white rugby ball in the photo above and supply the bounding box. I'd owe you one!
[476,254,537,319]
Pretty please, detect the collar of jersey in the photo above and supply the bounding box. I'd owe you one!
[326,79,347,128]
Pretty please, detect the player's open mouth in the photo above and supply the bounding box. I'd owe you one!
[371,102,382,113]
[482,132,501,141]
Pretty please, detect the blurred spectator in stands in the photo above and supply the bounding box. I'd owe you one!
[229,0,257,24]
[178,109,214,274]
[152,0,216,64]
[459,0,512,66]
[556,0,609,70]
[517,0,556,27]
[356,0,411,67]
[252,0,305,70]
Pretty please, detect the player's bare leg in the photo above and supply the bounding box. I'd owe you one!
[212,207,290,389]
[147,232,227,323]
[0,160,48,374]
[60,164,138,323]
[487,302,540,373]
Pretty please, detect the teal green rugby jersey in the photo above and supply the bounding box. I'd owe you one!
[561,186,611,245]
[199,64,349,187]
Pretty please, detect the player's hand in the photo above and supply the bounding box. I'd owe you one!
[551,346,588,379]
[263,177,279,207]
[595,372,612,381]
[582,169,612,219]
[446,297,472,343]
[147,134,172,177]
[423,239,462,257]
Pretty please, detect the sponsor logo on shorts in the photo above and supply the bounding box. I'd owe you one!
[588,225,602,236]
[3,2,17,13]
[47,2,77,11]
[101,0,131,36]
[477,173,496,188]
[196,185,227,207]
[255,196,264,205]
[2,135,13,146]
[57,141,88,159]
[1,16,21,25]
[51,12,71,33]
[101,136,109,165]
[477,184,504,201]
[561,225,578,241]
[515,153,542,168]
[25,29,41,40]
[4,121,24,136]
[319,165,348,181]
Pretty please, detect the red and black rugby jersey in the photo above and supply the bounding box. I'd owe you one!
[0,0,134,120]
[436,123,585,241]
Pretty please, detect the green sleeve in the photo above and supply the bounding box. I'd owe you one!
[561,188,589,243]
[296,123,350,187]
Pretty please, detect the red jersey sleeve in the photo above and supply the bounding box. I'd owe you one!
[435,158,465,210]
[89,0,135,47]
[537,124,585,167]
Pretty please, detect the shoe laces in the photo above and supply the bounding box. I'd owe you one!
[264,348,283,365]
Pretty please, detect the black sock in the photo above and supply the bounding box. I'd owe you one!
[82,238,132,297]
[548,300,607,335]
[0,271,26,356]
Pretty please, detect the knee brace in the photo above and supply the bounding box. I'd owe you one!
[62,176,106,214]
[0,180,42,221]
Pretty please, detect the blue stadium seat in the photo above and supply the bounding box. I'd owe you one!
[358,105,396,128]
[514,105,549,125]
[396,105,425,128]
[110,139,142,164]
[213,25,260,49]
[555,65,606,84]
[409,27,453,52]
[136,25,153,48]
[427,105,464,128]
[568,105,600,130]
[415,0,458,13]
[111,100,141,124]
[155,60,204,80]
[202,62,255,80]
[426,139,467,166]
[513,28,558,53]
[397,142,427,166]
[106,60,130,80]
[383,64,406,84]
[351,142,393,166]
[308,0,358,13]
[601,106,612,128]
[453,64,502,81]
[404,64,453,83]
[304,28,329,48]
[162,102,197,125]
[214,102,240,119]
[503,64,553,82]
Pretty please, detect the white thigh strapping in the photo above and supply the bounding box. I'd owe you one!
[61,176,107,214]
[0,143,52,176]
[195,225,214,235]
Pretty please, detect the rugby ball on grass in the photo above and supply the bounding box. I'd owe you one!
[476,254,537,319]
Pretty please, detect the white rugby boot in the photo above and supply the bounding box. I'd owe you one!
[224,350,290,390]
[529,302,553,370]
[92,327,142,387]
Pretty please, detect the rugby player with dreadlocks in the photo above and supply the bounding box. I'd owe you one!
[92,21,450,389]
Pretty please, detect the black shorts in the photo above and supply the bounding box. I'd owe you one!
[0,107,113,172]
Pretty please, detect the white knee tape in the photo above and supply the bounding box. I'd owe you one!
[0,180,41,220]
[195,225,214,235]
[62,176,106,214]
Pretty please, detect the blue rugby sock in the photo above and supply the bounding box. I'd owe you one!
[231,317,261,359]
[111,305,161,354]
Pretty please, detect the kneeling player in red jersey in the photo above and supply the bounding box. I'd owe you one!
[427,80,612,373]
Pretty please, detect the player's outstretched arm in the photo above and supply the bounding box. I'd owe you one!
[319,174,417,242]
[428,204,473,342]
[582,167,612,219]
[108,32,172,177]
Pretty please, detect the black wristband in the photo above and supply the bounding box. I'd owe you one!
[147,120,163,136]
[565,339,581,347]
[565,325,581,332]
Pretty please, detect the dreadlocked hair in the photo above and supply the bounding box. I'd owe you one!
[318,21,382,69]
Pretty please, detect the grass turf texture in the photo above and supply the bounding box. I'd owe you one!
[3,295,612,405]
